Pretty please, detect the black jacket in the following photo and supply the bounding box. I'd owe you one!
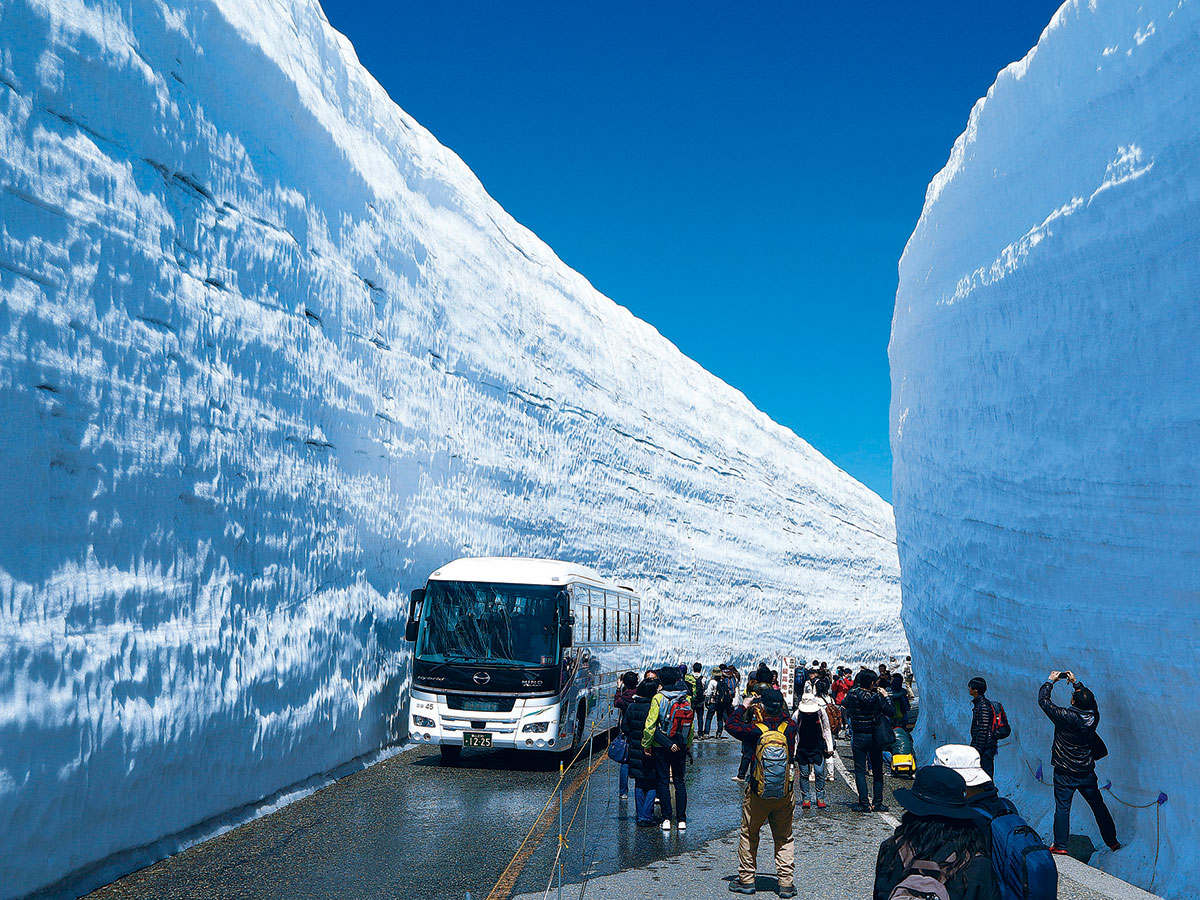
[874,836,1000,900]
[971,695,997,755]
[1038,681,1100,776]
[622,690,655,782]
[843,687,889,738]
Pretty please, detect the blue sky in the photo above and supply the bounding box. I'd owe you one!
[319,1,1065,501]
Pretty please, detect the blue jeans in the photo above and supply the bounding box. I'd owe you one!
[798,758,827,802]
[852,736,884,806]
[1053,770,1117,848]
[705,704,726,736]
[619,762,629,796]
[634,779,657,823]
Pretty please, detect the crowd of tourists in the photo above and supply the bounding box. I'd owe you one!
[610,659,1120,899]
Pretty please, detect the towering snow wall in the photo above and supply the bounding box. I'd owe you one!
[0,0,901,895]
[892,1,1200,897]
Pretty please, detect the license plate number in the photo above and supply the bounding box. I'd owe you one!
[463,732,492,748]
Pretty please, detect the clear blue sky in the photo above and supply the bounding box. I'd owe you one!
[319,1,1064,502]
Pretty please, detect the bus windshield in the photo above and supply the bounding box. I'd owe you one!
[416,581,562,667]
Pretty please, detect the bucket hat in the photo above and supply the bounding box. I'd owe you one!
[893,766,975,819]
[933,744,992,787]
[797,686,820,714]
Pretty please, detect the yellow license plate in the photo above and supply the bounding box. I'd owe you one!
[463,732,492,748]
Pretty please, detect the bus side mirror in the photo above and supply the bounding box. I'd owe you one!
[560,621,573,649]
[405,588,425,643]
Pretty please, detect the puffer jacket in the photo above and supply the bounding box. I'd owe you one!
[623,684,657,781]
[970,695,997,755]
[1038,680,1100,776]
[843,686,889,739]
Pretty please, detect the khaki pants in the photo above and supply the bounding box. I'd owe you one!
[736,789,794,888]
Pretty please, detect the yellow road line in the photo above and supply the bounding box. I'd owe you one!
[486,754,608,900]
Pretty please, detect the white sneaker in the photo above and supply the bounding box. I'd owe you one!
[661,819,672,831]
[678,820,687,831]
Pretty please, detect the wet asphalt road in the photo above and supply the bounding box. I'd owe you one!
[85,735,756,900]
[84,734,1112,900]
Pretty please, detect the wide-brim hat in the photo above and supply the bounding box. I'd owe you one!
[797,696,821,713]
[933,744,992,787]
[894,766,975,819]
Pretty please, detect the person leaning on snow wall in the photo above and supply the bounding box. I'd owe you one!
[1038,670,1121,854]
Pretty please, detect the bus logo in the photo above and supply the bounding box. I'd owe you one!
[473,672,491,685]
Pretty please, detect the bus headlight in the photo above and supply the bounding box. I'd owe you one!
[413,715,436,728]
[522,722,549,733]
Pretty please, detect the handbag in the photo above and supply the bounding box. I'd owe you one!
[873,716,895,749]
[607,733,629,763]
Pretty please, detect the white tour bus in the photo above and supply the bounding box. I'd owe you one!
[405,557,642,763]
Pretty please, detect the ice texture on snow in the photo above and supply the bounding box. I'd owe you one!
[892,1,1200,897]
[0,0,901,895]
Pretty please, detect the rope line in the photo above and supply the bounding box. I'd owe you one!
[1020,755,1166,879]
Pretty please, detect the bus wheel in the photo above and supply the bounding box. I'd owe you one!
[439,745,461,766]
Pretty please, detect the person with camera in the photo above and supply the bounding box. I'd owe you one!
[842,669,892,812]
[1038,670,1120,854]
[726,687,799,897]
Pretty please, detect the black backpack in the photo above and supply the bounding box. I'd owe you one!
[716,677,734,706]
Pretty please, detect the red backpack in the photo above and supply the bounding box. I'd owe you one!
[991,700,1012,740]
[658,693,695,740]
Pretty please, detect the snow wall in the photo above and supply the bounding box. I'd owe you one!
[891,1,1199,897]
[0,0,902,895]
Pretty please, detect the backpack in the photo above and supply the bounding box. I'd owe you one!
[978,800,1057,900]
[887,842,968,900]
[752,722,793,799]
[716,677,734,707]
[991,701,1012,740]
[657,693,694,741]
[825,702,842,734]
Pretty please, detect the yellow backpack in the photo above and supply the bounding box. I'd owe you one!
[753,722,793,798]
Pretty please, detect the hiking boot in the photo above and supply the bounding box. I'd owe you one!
[777,887,797,899]
[1050,846,1070,855]
[728,882,755,895]
[816,800,827,809]
[800,800,811,810]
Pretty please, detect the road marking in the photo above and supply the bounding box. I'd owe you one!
[831,752,901,827]
[486,754,608,900]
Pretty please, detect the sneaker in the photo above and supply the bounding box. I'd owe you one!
[826,774,835,782]
[661,819,672,831]
[728,883,755,895]
[1050,846,1070,855]
[1107,841,1122,852]
[851,803,872,812]
[678,820,687,831]
[777,887,797,899]
[801,801,811,810]
[731,776,745,782]
[636,819,657,828]
[873,803,889,812]
[816,800,827,809]
[618,794,628,800]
